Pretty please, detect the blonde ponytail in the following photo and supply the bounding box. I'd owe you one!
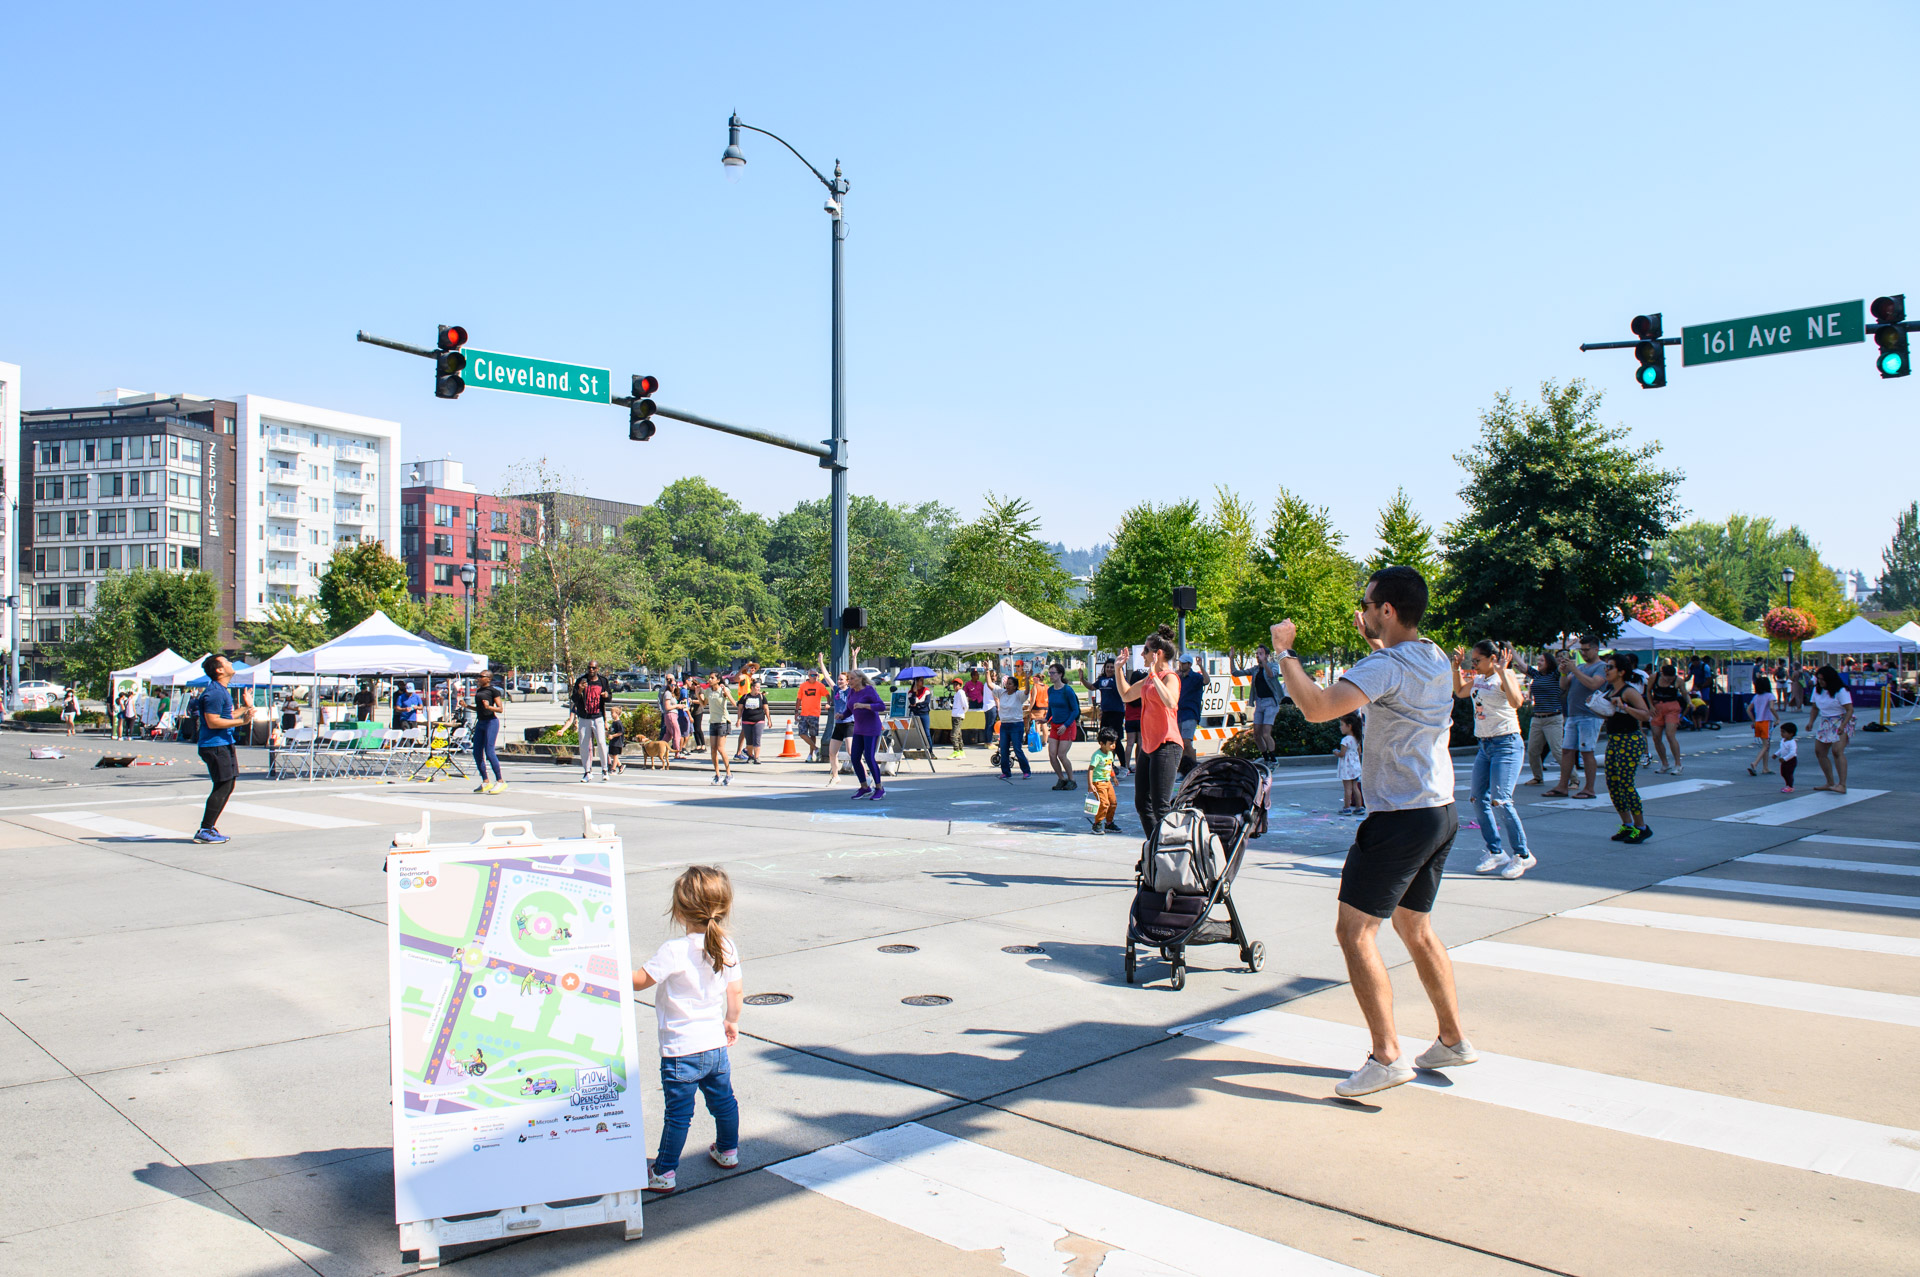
[669,865,735,974]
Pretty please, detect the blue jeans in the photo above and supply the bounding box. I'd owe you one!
[472,717,501,782]
[654,1048,739,1175]
[999,722,1030,777]
[1471,732,1530,858]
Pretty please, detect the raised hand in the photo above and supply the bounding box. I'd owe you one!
[1270,620,1297,653]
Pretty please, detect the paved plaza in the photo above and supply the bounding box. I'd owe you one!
[2,715,1917,1275]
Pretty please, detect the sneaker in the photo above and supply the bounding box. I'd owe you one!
[1627,825,1653,843]
[1474,852,1510,874]
[1499,852,1535,879]
[581,775,591,784]
[492,782,507,793]
[474,783,490,793]
[708,1144,738,1169]
[853,787,872,800]
[1414,1037,1479,1069]
[1103,821,1122,833]
[192,828,229,844]
[723,775,730,786]
[711,775,722,785]
[598,771,609,782]
[645,1167,675,1194]
[871,788,886,801]
[1350,807,1367,817]
[1781,785,1794,793]
[1610,825,1633,842]
[1334,1054,1416,1098]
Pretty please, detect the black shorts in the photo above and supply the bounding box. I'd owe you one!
[1125,719,1141,737]
[199,744,239,785]
[1338,804,1459,918]
[741,721,764,747]
[710,723,730,740]
[832,721,851,741]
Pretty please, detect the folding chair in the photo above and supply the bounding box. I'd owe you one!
[271,727,318,780]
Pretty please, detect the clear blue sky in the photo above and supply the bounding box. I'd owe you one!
[5,3,1915,578]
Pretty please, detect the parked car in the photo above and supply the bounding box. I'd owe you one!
[767,666,805,688]
[18,680,66,698]
[856,667,883,682]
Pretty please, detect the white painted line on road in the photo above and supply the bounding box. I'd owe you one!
[1179,1009,1920,1192]
[1449,939,1920,1028]
[1559,904,1920,958]
[1739,853,1920,879]
[1532,778,1731,811]
[1714,788,1888,826]
[218,801,370,830]
[1656,875,1920,913]
[769,1121,1367,1276]
[1802,834,1920,852]
[34,810,184,839]
[337,792,529,818]
[498,790,667,810]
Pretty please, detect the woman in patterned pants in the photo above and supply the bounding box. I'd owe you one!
[1599,654,1653,843]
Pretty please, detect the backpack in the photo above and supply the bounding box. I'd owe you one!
[1145,808,1220,895]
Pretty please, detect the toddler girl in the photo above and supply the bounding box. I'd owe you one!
[633,866,743,1193]
[1335,713,1364,815]
[1775,721,1799,793]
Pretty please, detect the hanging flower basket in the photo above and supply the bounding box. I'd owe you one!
[1763,606,1816,641]
[1626,593,1679,626]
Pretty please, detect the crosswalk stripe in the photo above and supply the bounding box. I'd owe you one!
[1532,777,1730,810]
[218,801,370,830]
[1739,853,1920,879]
[1178,1010,1920,1192]
[769,1122,1367,1276]
[337,792,529,818]
[1713,788,1888,825]
[1801,834,1920,852]
[35,810,185,839]
[1449,939,1920,1027]
[1656,875,1920,912]
[1558,904,1920,957]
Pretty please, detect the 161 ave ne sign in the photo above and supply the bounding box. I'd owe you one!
[1682,300,1864,366]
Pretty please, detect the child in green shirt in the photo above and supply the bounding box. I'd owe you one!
[1086,728,1120,834]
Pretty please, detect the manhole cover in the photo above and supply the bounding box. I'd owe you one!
[1001,945,1047,955]
[901,994,952,1007]
[744,993,792,1006]
[878,944,920,954]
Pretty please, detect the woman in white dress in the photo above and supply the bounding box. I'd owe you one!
[1805,665,1856,793]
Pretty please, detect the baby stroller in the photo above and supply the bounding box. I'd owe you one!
[1125,755,1269,990]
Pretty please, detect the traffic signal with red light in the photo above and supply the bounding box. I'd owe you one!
[435,325,468,399]
[628,374,659,441]
[1631,313,1666,388]
[1872,295,1910,379]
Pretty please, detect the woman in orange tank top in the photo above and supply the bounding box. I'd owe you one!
[1115,625,1184,837]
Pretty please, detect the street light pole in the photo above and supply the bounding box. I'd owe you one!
[724,114,853,682]
[1781,565,1797,678]
[459,563,477,651]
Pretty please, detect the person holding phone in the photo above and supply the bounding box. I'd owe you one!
[1113,626,1183,836]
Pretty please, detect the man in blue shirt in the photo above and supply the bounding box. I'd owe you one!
[1177,654,1209,768]
[1081,658,1128,773]
[194,655,253,844]
[392,681,424,731]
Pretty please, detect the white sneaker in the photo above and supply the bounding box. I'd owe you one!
[1334,1054,1416,1098]
[645,1167,675,1193]
[708,1143,738,1168]
[1500,852,1535,880]
[1414,1037,1479,1069]
[1474,852,1510,874]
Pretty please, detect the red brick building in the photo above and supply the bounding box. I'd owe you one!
[399,458,537,605]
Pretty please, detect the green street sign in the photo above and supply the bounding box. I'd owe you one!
[461,349,612,404]
[1682,300,1864,367]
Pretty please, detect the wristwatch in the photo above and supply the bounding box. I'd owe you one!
[1274,649,1300,664]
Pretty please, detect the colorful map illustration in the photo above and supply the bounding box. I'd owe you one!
[392,849,629,1116]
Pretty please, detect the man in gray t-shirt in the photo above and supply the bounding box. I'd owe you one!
[1267,566,1474,1101]
[1549,636,1608,797]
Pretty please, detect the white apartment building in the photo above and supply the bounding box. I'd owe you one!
[232,396,401,621]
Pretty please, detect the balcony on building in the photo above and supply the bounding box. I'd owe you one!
[335,442,378,464]
[333,505,374,525]
[266,499,301,519]
[266,428,304,454]
[266,531,300,550]
[265,562,302,585]
[333,472,374,494]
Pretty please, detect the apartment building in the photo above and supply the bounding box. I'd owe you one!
[399,457,536,605]
[20,393,241,668]
[510,491,646,548]
[232,395,401,620]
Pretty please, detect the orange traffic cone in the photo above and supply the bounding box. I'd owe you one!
[780,718,801,758]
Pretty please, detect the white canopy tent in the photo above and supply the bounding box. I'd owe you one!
[1610,617,1680,649]
[236,646,299,688]
[111,648,192,684]
[910,601,1096,654]
[1896,621,1920,646]
[1651,602,1770,651]
[1800,615,1919,655]
[155,654,255,688]
[269,611,487,675]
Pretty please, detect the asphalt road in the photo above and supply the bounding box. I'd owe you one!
[1,712,1915,1275]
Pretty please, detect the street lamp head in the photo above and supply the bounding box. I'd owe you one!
[1781,566,1796,585]
[722,114,746,180]
[460,564,476,587]
[1641,546,1654,562]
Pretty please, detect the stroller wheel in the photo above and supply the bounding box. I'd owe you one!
[1170,961,1186,992]
[1124,946,1136,984]
[1245,941,1265,973]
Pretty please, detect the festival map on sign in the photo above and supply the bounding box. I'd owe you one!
[388,840,644,1222]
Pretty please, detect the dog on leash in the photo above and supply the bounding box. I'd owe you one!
[635,736,671,769]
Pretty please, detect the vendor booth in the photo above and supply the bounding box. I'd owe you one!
[1802,617,1918,710]
[910,601,1097,746]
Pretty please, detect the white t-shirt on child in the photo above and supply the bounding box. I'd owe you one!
[643,932,742,1057]
[1775,738,1797,761]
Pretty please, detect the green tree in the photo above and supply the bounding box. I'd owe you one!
[1439,380,1684,645]
[911,495,1073,649]
[237,597,327,656]
[1653,515,1797,624]
[318,541,407,634]
[1664,562,1744,624]
[1084,500,1235,648]
[1225,488,1357,655]
[1765,542,1857,640]
[627,477,779,665]
[1365,487,1439,579]
[59,570,221,697]
[1878,501,1920,611]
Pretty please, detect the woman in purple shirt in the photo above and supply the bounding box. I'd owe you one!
[843,671,888,800]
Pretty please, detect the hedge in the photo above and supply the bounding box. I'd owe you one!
[1217,697,1486,760]
[535,705,662,746]
[12,708,109,725]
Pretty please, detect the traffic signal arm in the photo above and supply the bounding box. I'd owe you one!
[1577,337,1682,351]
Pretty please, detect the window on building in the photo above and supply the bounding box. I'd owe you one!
[62,547,80,571]
[168,546,179,568]
[34,513,55,538]
[82,440,97,462]
[169,437,179,460]
[181,438,202,463]
[37,621,62,644]
[38,442,60,465]
[126,436,143,460]
[33,478,63,501]
[96,545,122,571]
[466,535,478,559]
[433,564,453,586]
[558,519,570,540]
[181,546,200,569]
[38,585,60,608]
[432,534,453,556]
[104,438,123,460]
[98,509,127,534]
[402,504,420,527]
[490,567,507,589]
[63,440,79,462]
[489,540,509,561]
[141,471,159,496]
[65,584,86,607]
[146,545,160,568]
[520,509,537,535]
[433,504,455,527]
[32,551,46,574]
[222,417,235,434]
[100,474,124,498]
[603,525,615,542]
[466,507,478,529]
[132,509,157,533]
[490,509,509,532]
[69,476,88,499]
[64,512,88,537]
[402,531,420,557]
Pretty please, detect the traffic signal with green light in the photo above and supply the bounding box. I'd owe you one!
[435,325,468,399]
[1632,314,1666,388]
[1872,295,1909,379]
[628,374,659,440]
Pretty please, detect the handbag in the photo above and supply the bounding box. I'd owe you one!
[1026,723,1044,755]
[1586,690,1617,718]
